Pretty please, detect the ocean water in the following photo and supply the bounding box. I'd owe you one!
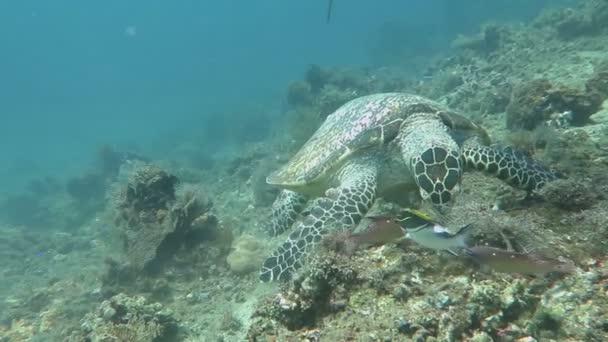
[0,0,569,193]
[1,0,605,341]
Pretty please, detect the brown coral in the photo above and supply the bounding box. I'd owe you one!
[114,164,216,273]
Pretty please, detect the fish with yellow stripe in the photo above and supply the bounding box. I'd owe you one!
[358,209,576,277]
[361,208,472,255]
[394,209,472,255]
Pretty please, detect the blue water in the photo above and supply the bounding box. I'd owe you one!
[0,0,572,194]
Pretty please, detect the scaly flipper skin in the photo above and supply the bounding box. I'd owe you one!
[266,190,308,236]
[260,162,377,282]
[398,114,463,206]
[462,137,560,192]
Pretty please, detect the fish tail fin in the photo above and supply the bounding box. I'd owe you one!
[344,237,360,256]
[521,242,539,255]
[461,247,475,257]
[456,223,474,248]
[554,257,577,274]
[445,249,460,256]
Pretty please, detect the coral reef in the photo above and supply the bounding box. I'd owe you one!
[5,2,608,341]
[246,5,608,339]
[113,164,217,273]
[71,293,178,342]
[415,57,513,119]
[534,0,608,39]
[543,119,608,180]
[506,78,602,130]
[245,173,608,341]
[505,79,553,130]
[248,251,358,335]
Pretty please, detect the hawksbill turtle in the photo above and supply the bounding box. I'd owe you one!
[260,93,559,282]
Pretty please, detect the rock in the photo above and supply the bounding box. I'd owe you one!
[539,178,601,210]
[506,79,602,130]
[586,61,608,99]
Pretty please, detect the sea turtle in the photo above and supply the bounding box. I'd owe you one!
[260,93,559,282]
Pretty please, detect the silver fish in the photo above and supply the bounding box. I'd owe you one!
[396,209,472,255]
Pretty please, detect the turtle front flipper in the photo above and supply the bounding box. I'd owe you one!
[259,162,377,282]
[462,137,560,192]
[398,114,463,207]
[266,190,308,236]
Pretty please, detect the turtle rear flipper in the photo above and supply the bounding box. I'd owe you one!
[462,137,561,192]
[259,161,377,282]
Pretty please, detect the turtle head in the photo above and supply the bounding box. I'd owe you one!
[412,146,463,208]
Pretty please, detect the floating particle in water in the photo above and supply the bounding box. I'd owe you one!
[125,25,137,37]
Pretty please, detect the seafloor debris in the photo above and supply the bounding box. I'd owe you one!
[113,164,217,273]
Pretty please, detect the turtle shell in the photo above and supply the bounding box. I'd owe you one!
[267,93,459,189]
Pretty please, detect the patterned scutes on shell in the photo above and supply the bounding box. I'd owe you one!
[267,93,450,187]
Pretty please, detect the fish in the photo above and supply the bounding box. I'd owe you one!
[350,215,404,249]
[463,245,576,276]
[396,209,472,255]
[322,215,404,255]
